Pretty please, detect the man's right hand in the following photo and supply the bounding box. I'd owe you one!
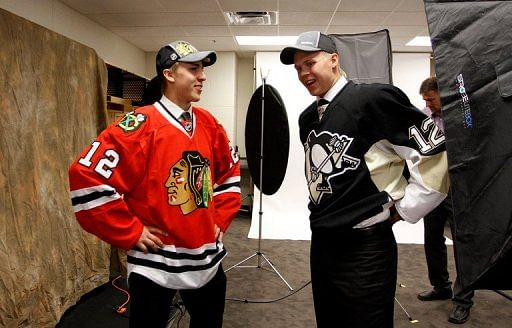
[135,226,168,253]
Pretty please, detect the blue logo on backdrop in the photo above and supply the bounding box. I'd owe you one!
[456,74,473,129]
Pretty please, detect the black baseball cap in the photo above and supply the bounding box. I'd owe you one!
[280,31,338,65]
[156,40,217,76]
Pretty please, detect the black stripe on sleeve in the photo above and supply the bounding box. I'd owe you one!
[71,189,116,206]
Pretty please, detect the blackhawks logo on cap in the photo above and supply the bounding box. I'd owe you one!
[117,112,146,132]
[174,41,197,58]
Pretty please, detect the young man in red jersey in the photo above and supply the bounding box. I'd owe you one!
[69,40,241,328]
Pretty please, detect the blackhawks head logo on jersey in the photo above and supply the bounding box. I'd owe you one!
[165,151,213,215]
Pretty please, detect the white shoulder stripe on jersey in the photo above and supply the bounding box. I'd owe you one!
[213,186,241,196]
[72,194,121,213]
[213,176,240,189]
[70,184,116,197]
[71,184,121,213]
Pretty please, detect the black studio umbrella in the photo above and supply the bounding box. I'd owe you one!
[245,84,290,196]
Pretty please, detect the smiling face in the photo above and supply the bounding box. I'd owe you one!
[293,51,340,98]
[163,62,206,110]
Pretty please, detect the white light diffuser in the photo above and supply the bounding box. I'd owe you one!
[406,36,432,47]
[236,36,298,46]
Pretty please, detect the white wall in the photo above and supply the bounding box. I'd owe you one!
[0,0,147,77]
[392,52,432,109]
[197,52,237,142]
[235,57,255,157]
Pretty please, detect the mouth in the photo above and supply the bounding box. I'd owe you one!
[304,79,316,88]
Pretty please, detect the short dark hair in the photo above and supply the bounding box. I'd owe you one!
[419,76,438,95]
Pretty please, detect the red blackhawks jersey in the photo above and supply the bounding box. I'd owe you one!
[69,96,241,289]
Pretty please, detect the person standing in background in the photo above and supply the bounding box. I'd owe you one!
[280,31,449,328]
[418,76,474,325]
[69,40,241,328]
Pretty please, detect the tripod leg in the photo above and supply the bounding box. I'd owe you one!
[259,253,293,291]
[395,297,418,323]
[224,253,259,272]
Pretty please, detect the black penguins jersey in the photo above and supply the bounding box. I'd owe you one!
[299,81,449,230]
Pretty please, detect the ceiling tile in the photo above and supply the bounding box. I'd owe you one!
[385,25,427,37]
[87,13,174,27]
[340,0,403,12]
[181,25,232,37]
[279,12,333,25]
[395,0,427,11]
[230,25,279,36]
[331,11,390,25]
[278,0,341,12]
[173,36,238,50]
[217,0,278,11]
[109,26,186,37]
[58,0,431,54]
[157,0,219,12]
[278,26,328,35]
[60,0,165,13]
[384,11,427,25]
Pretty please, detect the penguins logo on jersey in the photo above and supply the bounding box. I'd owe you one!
[305,131,360,204]
[117,112,146,132]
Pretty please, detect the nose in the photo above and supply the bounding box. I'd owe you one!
[198,69,206,81]
[298,68,310,82]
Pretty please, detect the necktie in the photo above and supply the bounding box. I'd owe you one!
[180,111,193,135]
[432,112,444,132]
[317,99,329,120]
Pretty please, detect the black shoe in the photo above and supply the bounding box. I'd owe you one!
[417,288,453,301]
[448,305,470,324]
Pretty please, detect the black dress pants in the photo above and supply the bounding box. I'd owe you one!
[423,196,474,308]
[128,265,226,328]
[311,220,397,328]
[423,199,452,290]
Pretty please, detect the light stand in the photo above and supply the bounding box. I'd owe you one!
[224,70,293,291]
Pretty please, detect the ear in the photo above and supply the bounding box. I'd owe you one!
[330,53,339,68]
[163,69,175,83]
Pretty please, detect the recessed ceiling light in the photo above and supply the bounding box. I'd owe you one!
[236,36,298,46]
[406,36,432,47]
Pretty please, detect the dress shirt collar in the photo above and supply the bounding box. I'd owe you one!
[317,75,348,103]
[158,94,192,118]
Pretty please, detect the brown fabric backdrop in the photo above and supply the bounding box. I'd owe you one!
[0,9,110,327]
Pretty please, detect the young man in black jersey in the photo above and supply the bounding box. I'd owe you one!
[280,31,449,328]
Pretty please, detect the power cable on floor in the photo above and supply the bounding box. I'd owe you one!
[225,280,311,304]
[111,275,130,317]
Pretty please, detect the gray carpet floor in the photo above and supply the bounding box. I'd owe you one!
[173,214,511,328]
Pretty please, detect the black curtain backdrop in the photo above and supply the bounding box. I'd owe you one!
[424,0,512,293]
[330,29,392,84]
